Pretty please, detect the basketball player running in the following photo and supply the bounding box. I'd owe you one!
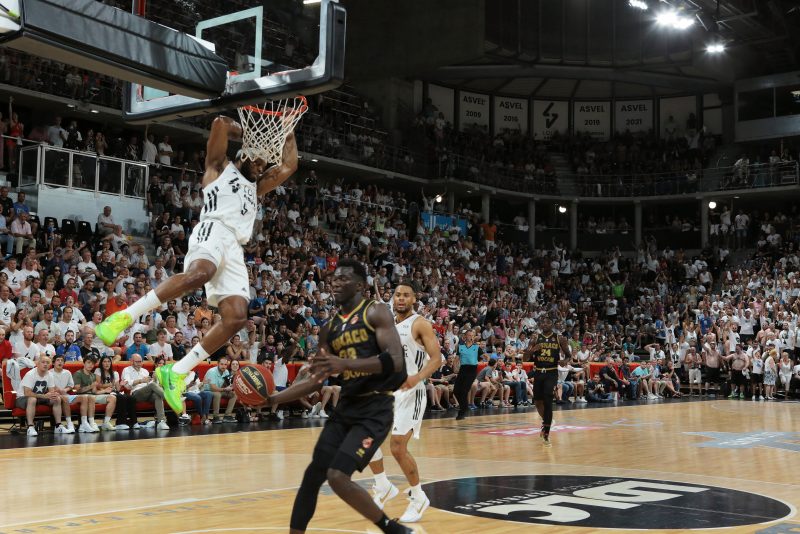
[368,281,442,523]
[525,316,571,446]
[262,260,411,534]
[95,115,298,414]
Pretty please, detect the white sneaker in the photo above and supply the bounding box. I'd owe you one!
[759,395,764,401]
[301,411,310,419]
[26,426,38,437]
[55,425,70,434]
[64,424,76,434]
[372,483,399,510]
[90,421,100,432]
[648,394,658,400]
[319,409,329,418]
[78,422,95,433]
[577,397,587,403]
[115,423,130,431]
[132,422,144,430]
[276,410,284,420]
[310,402,322,418]
[399,492,430,523]
[102,421,116,431]
[157,420,170,431]
[145,420,156,428]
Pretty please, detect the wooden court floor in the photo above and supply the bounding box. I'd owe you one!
[1,400,799,533]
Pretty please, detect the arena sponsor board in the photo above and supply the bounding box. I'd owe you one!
[424,475,793,529]
[459,90,490,131]
[532,100,568,141]
[493,96,528,134]
[573,101,611,140]
[475,424,601,436]
[615,99,653,134]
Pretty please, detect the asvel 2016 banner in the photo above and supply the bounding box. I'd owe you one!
[573,101,611,140]
[615,99,653,134]
[459,90,490,131]
[532,100,569,141]
[493,96,528,134]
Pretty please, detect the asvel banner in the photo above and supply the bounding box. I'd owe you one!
[573,101,611,140]
[493,96,528,134]
[615,99,653,134]
[532,100,569,141]
[459,90,490,130]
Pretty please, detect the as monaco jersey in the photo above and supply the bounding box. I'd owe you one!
[396,313,429,378]
[200,162,257,244]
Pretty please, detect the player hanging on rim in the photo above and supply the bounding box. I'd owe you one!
[95,107,300,415]
[368,280,442,523]
[261,259,412,534]
[524,315,571,446]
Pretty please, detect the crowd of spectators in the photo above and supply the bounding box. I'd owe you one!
[3,165,800,436]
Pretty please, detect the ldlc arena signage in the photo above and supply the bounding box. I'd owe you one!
[424,475,792,529]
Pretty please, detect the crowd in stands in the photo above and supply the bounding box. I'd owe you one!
[3,163,800,437]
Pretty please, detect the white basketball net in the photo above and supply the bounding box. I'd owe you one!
[237,96,308,165]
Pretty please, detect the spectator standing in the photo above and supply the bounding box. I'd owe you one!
[157,135,174,166]
[454,330,479,420]
[142,132,157,164]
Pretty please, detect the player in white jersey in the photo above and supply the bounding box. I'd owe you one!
[368,281,442,523]
[95,114,298,414]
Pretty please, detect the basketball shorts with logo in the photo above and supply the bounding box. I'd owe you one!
[392,384,426,438]
[314,394,394,474]
[184,220,249,307]
[532,370,558,400]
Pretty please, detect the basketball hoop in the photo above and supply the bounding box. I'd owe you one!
[237,96,308,165]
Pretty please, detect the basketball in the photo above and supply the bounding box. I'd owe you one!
[232,364,275,407]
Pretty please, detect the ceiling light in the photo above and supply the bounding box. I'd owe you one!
[311,158,318,162]
[302,0,321,4]
[629,0,649,10]
[708,201,717,209]
[706,42,726,54]
[656,10,694,30]
[435,194,443,203]
[558,205,567,214]
[66,104,75,109]
[90,109,99,114]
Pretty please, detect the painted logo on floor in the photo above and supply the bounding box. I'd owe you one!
[475,424,601,436]
[686,431,800,453]
[423,475,792,529]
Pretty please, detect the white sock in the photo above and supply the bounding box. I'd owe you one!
[104,416,111,423]
[124,290,163,322]
[80,416,87,424]
[409,484,424,499]
[173,344,210,375]
[66,419,73,428]
[374,471,390,490]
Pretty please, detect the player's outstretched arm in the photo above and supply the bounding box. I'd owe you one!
[204,116,243,185]
[256,132,298,196]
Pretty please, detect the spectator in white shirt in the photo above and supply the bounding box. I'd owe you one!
[120,353,169,430]
[142,132,157,164]
[15,355,66,437]
[148,329,173,361]
[157,135,174,166]
[0,284,16,326]
[47,117,67,147]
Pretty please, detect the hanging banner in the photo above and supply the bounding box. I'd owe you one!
[615,99,653,134]
[573,101,611,140]
[493,96,528,134]
[459,90,490,130]
[428,84,454,124]
[532,100,569,141]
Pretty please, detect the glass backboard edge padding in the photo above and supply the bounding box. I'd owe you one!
[123,0,345,123]
[196,5,262,82]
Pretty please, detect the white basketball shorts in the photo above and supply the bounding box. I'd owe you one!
[184,220,249,307]
[392,384,426,438]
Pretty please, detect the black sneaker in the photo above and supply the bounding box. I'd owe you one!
[212,417,223,424]
[222,416,237,423]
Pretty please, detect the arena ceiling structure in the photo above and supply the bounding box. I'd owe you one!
[415,0,800,99]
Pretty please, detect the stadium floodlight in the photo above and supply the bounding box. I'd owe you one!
[656,10,695,30]
[708,201,717,209]
[706,42,726,54]
[629,0,649,10]
[558,205,567,214]
[303,0,321,4]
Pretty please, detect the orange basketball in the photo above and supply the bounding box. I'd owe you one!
[232,364,275,406]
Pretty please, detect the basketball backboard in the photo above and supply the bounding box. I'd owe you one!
[123,0,345,124]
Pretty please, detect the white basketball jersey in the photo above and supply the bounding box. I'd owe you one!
[199,162,257,244]
[396,313,429,378]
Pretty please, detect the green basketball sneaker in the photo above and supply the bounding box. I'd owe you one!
[94,311,133,346]
[156,363,187,415]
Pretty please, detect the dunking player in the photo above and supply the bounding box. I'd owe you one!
[95,114,298,414]
[368,281,442,523]
[263,260,411,534]
[525,315,571,446]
